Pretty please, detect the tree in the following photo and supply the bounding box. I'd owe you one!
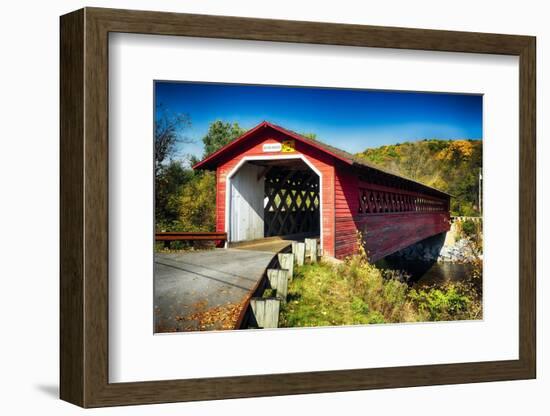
[399,143,434,182]
[154,104,192,175]
[155,160,193,228]
[154,104,193,228]
[178,171,217,232]
[202,121,245,157]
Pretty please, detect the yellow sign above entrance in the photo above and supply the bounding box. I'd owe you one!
[281,140,296,153]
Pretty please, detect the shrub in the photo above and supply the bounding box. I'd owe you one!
[460,219,477,238]
[409,284,481,321]
[366,311,386,324]
[279,253,482,328]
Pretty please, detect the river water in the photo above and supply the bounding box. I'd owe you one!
[375,258,474,289]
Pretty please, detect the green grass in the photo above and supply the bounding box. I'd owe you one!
[279,255,481,328]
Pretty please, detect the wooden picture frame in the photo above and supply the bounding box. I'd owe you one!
[60,7,536,408]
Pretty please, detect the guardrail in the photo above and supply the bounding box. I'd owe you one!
[155,232,227,241]
[451,216,482,223]
[155,232,227,248]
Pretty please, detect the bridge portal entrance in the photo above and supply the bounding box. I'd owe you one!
[228,158,320,244]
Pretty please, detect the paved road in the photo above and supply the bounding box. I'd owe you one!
[154,249,276,332]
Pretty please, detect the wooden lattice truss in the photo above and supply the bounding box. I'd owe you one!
[358,187,447,214]
[264,169,320,237]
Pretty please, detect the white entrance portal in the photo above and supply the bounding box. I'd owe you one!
[229,163,265,242]
[227,156,322,247]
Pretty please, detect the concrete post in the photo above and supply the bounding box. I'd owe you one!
[250,298,280,329]
[277,253,294,280]
[267,269,289,301]
[291,241,299,263]
[293,242,306,266]
[305,238,318,263]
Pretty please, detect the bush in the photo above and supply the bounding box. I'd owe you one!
[460,219,477,238]
[408,285,472,321]
[279,254,482,328]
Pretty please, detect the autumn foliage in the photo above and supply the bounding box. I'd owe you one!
[355,139,482,216]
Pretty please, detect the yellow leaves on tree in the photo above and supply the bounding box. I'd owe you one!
[436,140,474,161]
[178,171,216,232]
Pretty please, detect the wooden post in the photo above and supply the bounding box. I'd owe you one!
[267,269,289,301]
[293,242,306,266]
[305,238,318,263]
[250,298,280,329]
[277,253,294,281]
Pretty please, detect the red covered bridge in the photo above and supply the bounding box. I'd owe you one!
[194,121,451,262]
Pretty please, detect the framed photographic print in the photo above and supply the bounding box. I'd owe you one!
[60,7,536,408]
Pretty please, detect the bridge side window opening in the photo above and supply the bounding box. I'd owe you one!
[358,188,446,214]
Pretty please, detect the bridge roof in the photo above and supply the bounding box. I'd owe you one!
[193,121,451,199]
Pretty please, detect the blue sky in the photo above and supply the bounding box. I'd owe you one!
[154,81,482,159]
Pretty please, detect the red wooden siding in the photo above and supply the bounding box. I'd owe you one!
[358,212,450,262]
[335,167,360,258]
[215,127,336,257]
[334,166,450,261]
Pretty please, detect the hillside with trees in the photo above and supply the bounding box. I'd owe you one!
[355,139,482,216]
